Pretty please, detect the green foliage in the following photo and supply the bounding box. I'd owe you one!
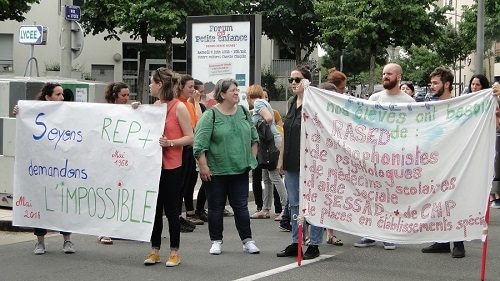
[314,0,449,94]
[260,67,282,101]
[0,0,39,21]
[232,1,321,64]
[396,46,444,86]
[458,1,500,53]
[80,0,231,101]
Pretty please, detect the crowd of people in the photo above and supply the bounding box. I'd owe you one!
[14,62,500,267]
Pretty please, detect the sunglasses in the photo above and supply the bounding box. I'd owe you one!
[288,77,302,84]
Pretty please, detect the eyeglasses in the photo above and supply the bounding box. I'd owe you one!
[288,77,302,84]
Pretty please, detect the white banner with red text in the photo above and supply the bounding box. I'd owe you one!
[300,87,495,243]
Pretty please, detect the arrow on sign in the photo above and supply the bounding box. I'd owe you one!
[19,25,44,45]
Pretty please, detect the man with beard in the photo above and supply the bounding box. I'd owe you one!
[353,63,413,251]
[368,63,415,103]
[420,67,466,258]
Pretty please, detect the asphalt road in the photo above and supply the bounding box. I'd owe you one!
[1,202,500,281]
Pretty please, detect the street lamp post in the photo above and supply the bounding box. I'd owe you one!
[476,0,485,74]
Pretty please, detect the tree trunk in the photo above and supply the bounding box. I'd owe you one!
[137,24,148,104]
[368,54,376,97]
[295,43,301,65]
[165,36,173,70]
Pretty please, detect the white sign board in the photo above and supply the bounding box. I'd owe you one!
[191,21,251,91]
[19,25,46,45]
[301,87,495,244]
[13,101,166,241]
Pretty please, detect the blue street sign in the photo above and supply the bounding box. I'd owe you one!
[65,5,81,21]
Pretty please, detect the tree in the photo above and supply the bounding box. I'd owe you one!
[232,1,321,64]
[0,0,39,22]
[397,46,444,86]
[80,0,229,102]
[315,0,449,96]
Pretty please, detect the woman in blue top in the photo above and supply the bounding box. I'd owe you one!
[247,84,287,220]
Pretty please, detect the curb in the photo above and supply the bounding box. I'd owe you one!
[0,219,33,232]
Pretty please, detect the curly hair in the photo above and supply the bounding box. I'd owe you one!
[104,82,128,104]
[326,68,347,88]
[430,67,454,91]
[36,82,62,101]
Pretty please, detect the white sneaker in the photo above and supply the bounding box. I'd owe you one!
[33,242,46,255]
[243,240,260,254]
[209,241,223,255]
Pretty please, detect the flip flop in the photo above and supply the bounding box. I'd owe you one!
[98,236,113,245]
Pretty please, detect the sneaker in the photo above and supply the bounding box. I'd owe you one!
[421,243,451,253]
[186,214,204,225]
[452,245,465,258]
[353,238,376,248]
[210,241,223,255]
[33,242,46,255]
[383,242,396,250]
[165,254,181,267]
[195,209,208,222]
[279,223,292,232]
[223,208,234,217]
[243,240,260,254]
[277,243,301,257]
[490,201,500,209]
[63,240,75,254]
[144,253,161,265]
[303,245,320,260]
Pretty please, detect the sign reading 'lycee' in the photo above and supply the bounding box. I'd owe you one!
[19,25,47,45]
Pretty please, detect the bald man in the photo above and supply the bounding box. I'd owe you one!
[368,63,415,103]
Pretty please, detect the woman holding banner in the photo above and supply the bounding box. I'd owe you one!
[13,82,76,255]
[97,81,131,245]
[276,65,324,260]
[143,68,193,267]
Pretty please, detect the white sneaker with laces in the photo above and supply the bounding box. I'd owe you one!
[33,242,46,255]
[243,240,260,254]
[63,240,76,254]
[209,240,223,255]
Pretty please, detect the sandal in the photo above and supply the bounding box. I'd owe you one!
[98,236,113,245]
[327,236,343,246]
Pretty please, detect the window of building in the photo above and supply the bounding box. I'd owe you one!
[0,34,14,72]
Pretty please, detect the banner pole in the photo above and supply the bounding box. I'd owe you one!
[297,214,304,266]
[480,200,490,281]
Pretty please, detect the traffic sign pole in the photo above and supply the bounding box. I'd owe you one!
[60,0,72,78]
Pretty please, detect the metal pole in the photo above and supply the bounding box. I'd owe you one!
[29,45,34,76]
[60,0,72,78]
[475,0,485,74]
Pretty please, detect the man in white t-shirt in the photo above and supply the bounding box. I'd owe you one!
[354,63,413,251]
[368,63,415,103]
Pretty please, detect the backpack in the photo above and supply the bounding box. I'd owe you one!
[255,120,280,170]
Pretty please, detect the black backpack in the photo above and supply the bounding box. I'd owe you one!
[255,120,280,170]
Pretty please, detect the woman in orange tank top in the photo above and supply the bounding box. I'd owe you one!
[143,67,193,267]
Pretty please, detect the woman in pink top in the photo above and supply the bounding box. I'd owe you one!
[143,67,193,267]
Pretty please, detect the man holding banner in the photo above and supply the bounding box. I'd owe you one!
[353,63,414,250]
[420,67,465,258]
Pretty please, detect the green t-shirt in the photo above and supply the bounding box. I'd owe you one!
[193,105,259,175]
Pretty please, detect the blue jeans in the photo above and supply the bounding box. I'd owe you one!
[204,172,253,243]
[284,171,323,245]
